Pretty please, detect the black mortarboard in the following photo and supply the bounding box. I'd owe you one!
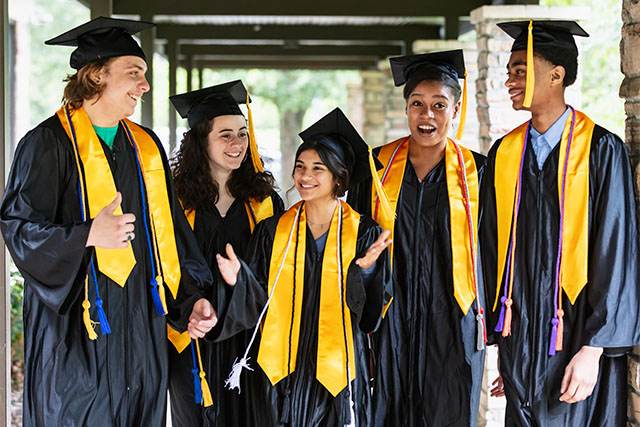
[497,20,589,107]
[498,20,589,53]
[299,108,381,188]
[171,80,264,173]
[389,49,466,87]
[170,80,249,128]
[45,17,154,70]
[389,49,469,140]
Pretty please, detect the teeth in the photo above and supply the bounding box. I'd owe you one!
[300,184,315,189]
[419,125,435,131]
[226,152,241,158]
[129,94,139,101]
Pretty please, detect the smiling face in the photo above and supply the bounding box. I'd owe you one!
[93,55,149,122]
[505,50,556,111]
[294,148,337,203]
[406,80,460,148]
[206,115,249,174]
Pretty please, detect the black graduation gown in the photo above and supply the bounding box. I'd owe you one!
[168,193,284,427]
[211,212,392,427]
[0,115,213,427]
[479,125,640,426]
[347,151,487,427]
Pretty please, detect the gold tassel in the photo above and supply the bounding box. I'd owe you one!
[195,339,213,407]
[502,298,513,337]
[156,275,168,315]
[523,20,535,108]
[246,92,264,173]
[368,147,394,225]
[82,280,98,340]
[455,71,468,141]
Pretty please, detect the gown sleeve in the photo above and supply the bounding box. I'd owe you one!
[0,124,92,315]
[345,215,392,333]
[209,217,275,342]
[582,131,640,350]
[145,128,214,332]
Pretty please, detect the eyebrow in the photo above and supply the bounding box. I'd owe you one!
[217,126,247,133]
[295,160,326,166]
[507,60,527,69]
[410,93,449,100]
[127,64,146,72]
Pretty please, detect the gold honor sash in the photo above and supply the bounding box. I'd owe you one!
[493,110,593,309]
[57,106,181,298]
[372,136,480,314]
[258,200,359,397]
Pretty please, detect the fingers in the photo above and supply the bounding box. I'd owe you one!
[559,372,597,403]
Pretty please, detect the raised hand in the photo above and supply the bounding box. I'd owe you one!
[355,229,392,270]
[188,298,218,339]
[559,345,603,403]
[216,243,241,286]
[86,192,136,249]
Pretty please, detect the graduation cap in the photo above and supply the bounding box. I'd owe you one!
[170,80,264,173]
[389,49,468,140]
[45,17,155,70]
[498,20,589,107]
[299,108,393,217]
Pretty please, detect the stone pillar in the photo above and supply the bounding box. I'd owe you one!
[620,0,640,424]
[360,70,386,148]
[346,81,365,136]
[167,39,179,155]
[140,14,155,129]
[470,5,589,154]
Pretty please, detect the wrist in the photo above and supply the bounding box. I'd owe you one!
[580,345,603,358]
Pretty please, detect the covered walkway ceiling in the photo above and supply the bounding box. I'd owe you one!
[88,0,537,71]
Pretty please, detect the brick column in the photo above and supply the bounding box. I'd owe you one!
[620,0,640,424]
[360,70,386,148]
[470,5,589,155]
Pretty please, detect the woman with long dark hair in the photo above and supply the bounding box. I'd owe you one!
[167,80,284,427]
[215,108,393,426]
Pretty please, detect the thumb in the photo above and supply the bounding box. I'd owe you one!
[201,300,211,318]
[105,192,122,214]
[226,243,237,261]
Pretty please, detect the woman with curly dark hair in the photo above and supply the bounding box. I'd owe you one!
[167,80,284,427]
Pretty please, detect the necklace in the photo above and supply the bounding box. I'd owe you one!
[307,219,331,229]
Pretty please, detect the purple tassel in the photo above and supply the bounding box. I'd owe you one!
[95,297,111,335]
[192,367,203,404]
[150,278,166,316]
[548,317,559,356]
[494,296,507,333]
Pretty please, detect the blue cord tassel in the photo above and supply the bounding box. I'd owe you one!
[190,341,203,404]
[95,297,111,335]
[192,367,203,404]
[150,278,165,315]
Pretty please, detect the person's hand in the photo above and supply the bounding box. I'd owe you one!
[216,243,241,286]
[490,348,506,397]
[355,230,392,270]
[86,192,136,249]
[187,298,217,339]
[559,345,603,403]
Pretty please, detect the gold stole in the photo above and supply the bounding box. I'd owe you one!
[493,111,594,310]
[169,196,274,352]
[258,200,359,397]
[372,136,480,314]
[56,106,180,298]
[445,139,480,315]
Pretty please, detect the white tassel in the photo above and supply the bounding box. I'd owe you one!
[225,356,254,393]
[224,206,303,394]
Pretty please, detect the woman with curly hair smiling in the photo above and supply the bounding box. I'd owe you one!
[168,80,284,427]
